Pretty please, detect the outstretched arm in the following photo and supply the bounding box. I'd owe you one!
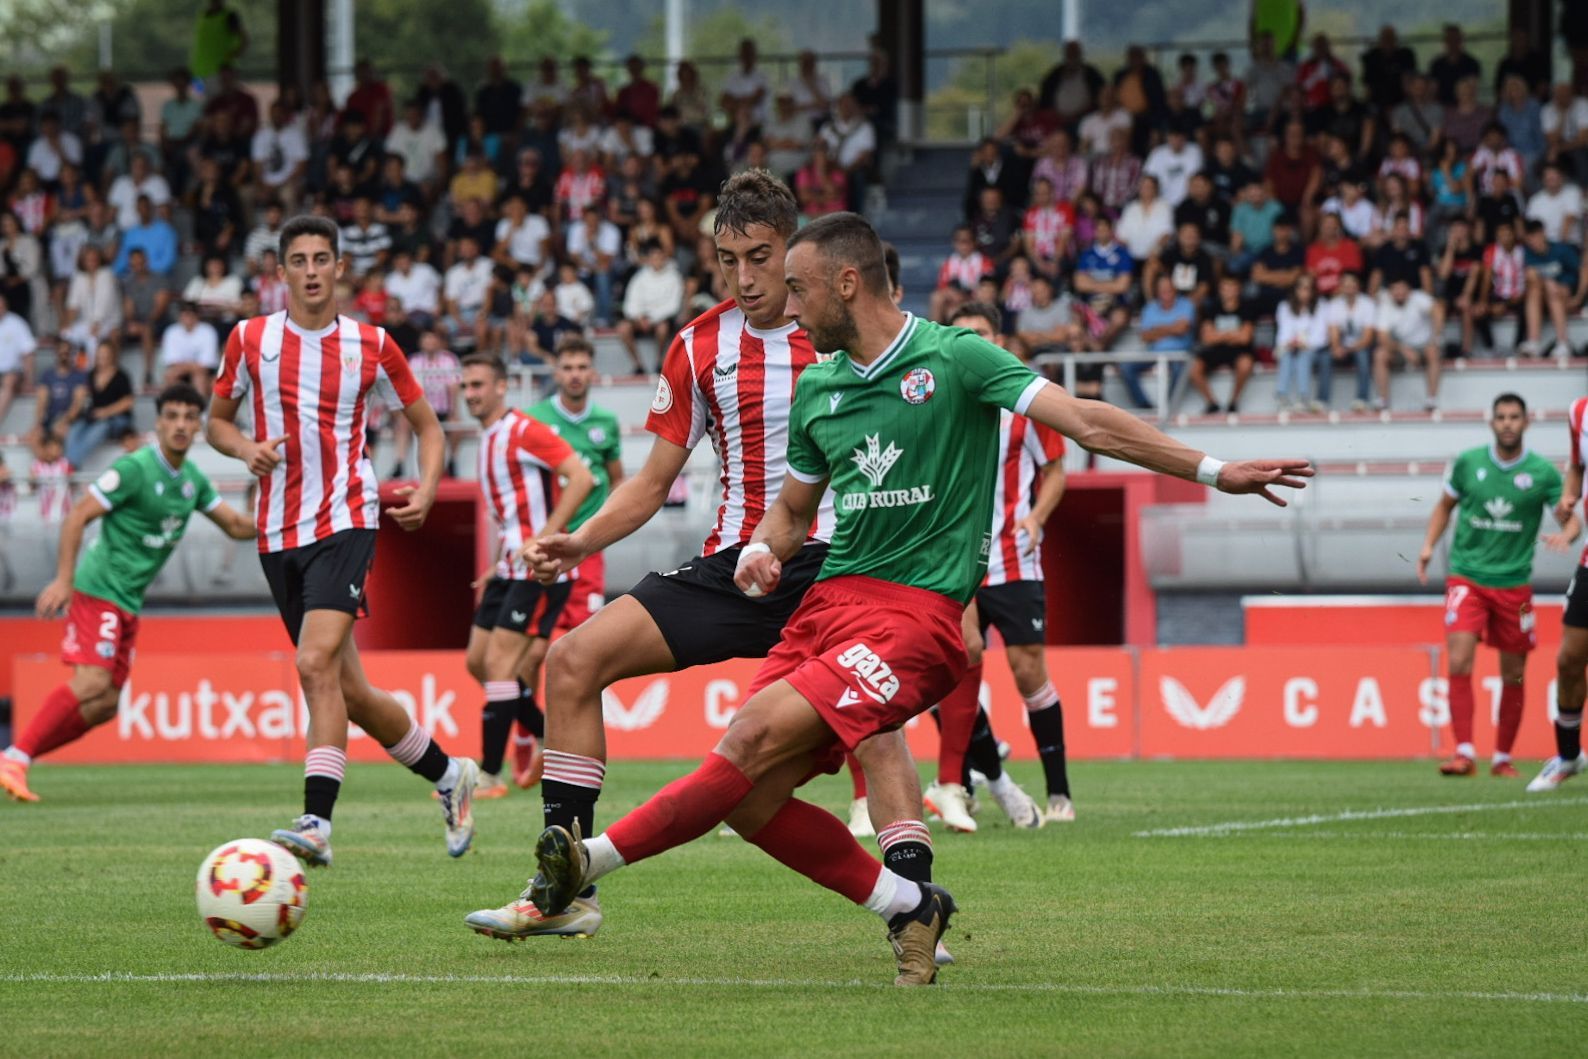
[1022,381,1313,505]
[36,492,110,618]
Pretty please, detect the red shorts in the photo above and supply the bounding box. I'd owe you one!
[747,575,968,769]
[61,591,140,686]
[555,551,606,632]
[1444,576,1536,653]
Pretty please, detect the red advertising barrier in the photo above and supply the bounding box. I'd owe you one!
[10,645,1566,763]
[1245,598,1567,648]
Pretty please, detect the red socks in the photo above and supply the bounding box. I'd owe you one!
[937,664,981,785]
[606,752,754,864]
[1496,681,1525,756]
[14,684,92,760]
[1448,674,1475,750]
[846,752,867,798]
[745,798,884,905]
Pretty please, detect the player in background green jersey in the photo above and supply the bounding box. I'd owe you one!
[513,337,625,787]
[516,213,1311,985]
[1417,393,1576,778]
[1,385,256,803]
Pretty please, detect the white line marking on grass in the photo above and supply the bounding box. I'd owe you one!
[1242,830,1588,842]
[4,972,1585,1005]
[1134,796,1588,838]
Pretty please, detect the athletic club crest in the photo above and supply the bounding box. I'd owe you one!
[899,367,935,404]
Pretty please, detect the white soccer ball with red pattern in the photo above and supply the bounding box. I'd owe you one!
[195,839,309,949]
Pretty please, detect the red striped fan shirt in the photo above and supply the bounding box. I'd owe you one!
[478,408,575,581]
[645,299,835,556]
[1484,243,1526,302]
[214,312,424,553]
[983,411,1066,586]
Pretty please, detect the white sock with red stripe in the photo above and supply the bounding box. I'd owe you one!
[1022,681,1060,712]
[303,745,347,837]
[386,718,457,788]
[876,819,934,884]
[542,750,607,841]
[543,750,607,789]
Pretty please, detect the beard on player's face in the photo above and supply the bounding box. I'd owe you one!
[805,286,859,354]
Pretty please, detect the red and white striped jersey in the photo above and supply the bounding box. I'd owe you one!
[32,457,73,522]
[646,299,835,556]
[1571,396,1588,569]
[936,251,992,292]
[1484,243,1526,302]
[1023,203,1075,260]
[983,411,1066,586]
[478,408,575,581]
[554,168,606,214]
[215,312,424,553]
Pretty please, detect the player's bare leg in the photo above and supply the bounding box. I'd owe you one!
[1,665,122,803]
[527,679,956,985]
[924,608,983,832]
[270,609,355,864]
[1005,643,1075,821]
[1490,651,1528,778]
[1439,631,1481,775]
[1530,626,1588,791]
[476,626,536,797]
[511,636,551,788]
[539,595,675,840]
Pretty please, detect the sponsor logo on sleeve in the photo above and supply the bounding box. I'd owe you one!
[651,376,673,415]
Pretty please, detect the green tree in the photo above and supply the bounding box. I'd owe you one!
[499,0,611,71]
[924,39,1062,141]
[632,6,792,123]
[359,0,501,99]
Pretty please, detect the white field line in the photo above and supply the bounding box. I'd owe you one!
[1133,796,1588,838]
[1221,830,1588,841]
[2,971,1584,1005]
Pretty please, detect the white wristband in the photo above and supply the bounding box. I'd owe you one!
[737,542,773,597]
[1196,456,1226,488]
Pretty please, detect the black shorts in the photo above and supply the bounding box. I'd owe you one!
[627,543,830,668]
[975,580,1048,646]
[1197,345,1253,371]
[473,577,571,638]
[1566,569,1588,630]
[259,529,377,646]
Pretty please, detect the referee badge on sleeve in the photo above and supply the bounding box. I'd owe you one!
[651,375,673,414]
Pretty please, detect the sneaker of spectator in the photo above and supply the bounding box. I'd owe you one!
[341,196,393,279]
[60,245,120,356]
[618,241,684,373]
[189,157,245,258]
[443,235,494,351]
[27,336,85,449]
[566,205,624,326]
[1191,273,1256,413]
[159,301,219,398]
[182,253,244,333]
[1373,278,1444,409]
[65,338,133,469]
[553,262,596,328]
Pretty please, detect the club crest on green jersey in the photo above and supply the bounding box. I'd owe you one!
[899,367,935,404]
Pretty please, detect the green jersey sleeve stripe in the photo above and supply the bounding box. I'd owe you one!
[88,485,113,511]
[203,495,224,513]
[787,465,825,485]
[1013,377,1046,416]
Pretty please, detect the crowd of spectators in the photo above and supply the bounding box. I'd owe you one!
[0,42,898,479]
[939,25,1588,415]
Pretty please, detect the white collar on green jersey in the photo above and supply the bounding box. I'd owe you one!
[554,394,591,423]
[150,443,183,479]
[847,312,918,380]
[1487,443,1529,471]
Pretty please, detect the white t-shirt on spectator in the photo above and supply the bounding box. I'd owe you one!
[558,124,604,158]
[1324,294,1377,346]
[622,262,685,323]
[1275,302,1327,351]
[0,311,37,373]
[1321,196,1375,242]
[1077,107,1132,157]
[386,262,442,315]
[1541,97,1588,143]
[1143,142,1204,206]
[497,214,552,269]
[182,274,244,313]
[385,120,447,185]
[722,69,771,122]
[555,279,595,323]
[24,132,82,182]
[1376,290,1437,347]
[444,257,494,312]
[786,74,832,119]
[250,123,309,187]
[566,220,622,271]
[160,319,220,369]
[598,124,654,164]
[820,116,877,170]
[1526,185,1584,244]
[762,112,811,174]
[1117,198,1174,260]
[107,173,172,230]
[66,267,122,334]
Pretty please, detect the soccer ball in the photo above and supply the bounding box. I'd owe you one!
[195,839,308,949]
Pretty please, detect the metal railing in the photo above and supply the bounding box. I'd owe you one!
[1034,349,1191,422]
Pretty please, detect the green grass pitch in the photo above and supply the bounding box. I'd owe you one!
[1,760,1584,1057]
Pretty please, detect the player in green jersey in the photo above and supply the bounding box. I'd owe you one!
[1,385,256,803]
[1417,392,1574,778]
[511,337,625,787]
[512,212,1310,985]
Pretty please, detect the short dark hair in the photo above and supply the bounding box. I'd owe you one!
[156,382,207,414]
[714,168,799,240]
[554,335,594,360]
[882,241,901,293]
[279,214,340,261]
[461,353,507,380]
[1493,391,1526,414]
[950,300,1003,333]
[1524,219,1546,236]
[786,211,891,296]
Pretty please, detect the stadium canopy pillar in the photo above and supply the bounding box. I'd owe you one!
[277,0,327,98]
[876,0,925,143]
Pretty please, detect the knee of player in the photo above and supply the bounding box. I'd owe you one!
[465,654,487,683]
[81,689,121,725]
[71,665,115,703]
[1558,646,1588,678]
[716,711,775,771]
[962,632,985,667]
[295,644,341,686]
[545,632,597,693]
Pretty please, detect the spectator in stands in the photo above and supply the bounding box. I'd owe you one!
[1428,136,1470,234]
[1205,138,1257,205]
[721,38,771,124]
[121,248,172,381]
[1437,217,1484,357]
[820,93,877,211]
[1297,33,1349,123]
[60,244,120,354]
[445,197,495,267]
[553,146,605,226]
[1371,176,1424,250]
[1496,26,1550,100]
[1442,77,1493,156]
[0,211,45,327]
[1229,179,1281,275]
[1032,129,1087,207]
[1021,176,1073,281]
[522,286,582,365]
[158,68,202,194]
[475,55,523,147]
[387,101,447,196]
[1472,122,1527,198]
[1250,213,1304,315]
[1143,125,1201,209]
[669,63,711,135]
[851,46,898,146]
[385,246,441,335]
[1498,74,1546,172]
[1039,39,1104,125]
[65,338,133,467]
[1126,274,1192,410]
[388,199,436,265]
[1369,212,1433,295]
[1244,31,1293,136]
[26,112,82,188]
[618,241,684,373]
[504,149,555,216]
[970,186,1020,268]
[996,88,1061,196]
[106,151,170,232]
[1113,45,1167,154]
[443,235,494,351]
[112,196,176,278]
[623,195,674,264]
[1373,277,1444,410]
[1073,215,1134,346]
[1175,172,1232,256]
[1386,72,1442,156]
[1077,84,1131,159]
[559,107,604,161]
[964,136,1019,220]
[252,99,309,207]
[1146,220,1215,306]
[39,65,86,139]
[1474,167,1524,245]
[240,199,284,271]
[1527,161,1582,245]
[660,149,714,244]
[158,301,219,397]
[617,54,662,128]
[392,329,460,478]
[1521,218,1586,359]
[1543,82,1588,178]
[182,253,244,331]
[1274,273,1327,410]
[1477,220,1527,345]
[1430,24,1481,105]
[27,337,85,448]
[1305,211,1363,298]
[0,290,36,426]
[1264,121,1322,238]
[1321,177,1374,245]
[525,57,566,116]
[1323,270,1378,411]
[1118,173,1173,263]
[930,225,991,323]
[252,249,288,316]
[720,102,763,174]
[194,107,251,190]
[602,111,656,171]
[1090,125,1142,216]
[449,145,501,212]
[1014,273,1093,394]
[567,204,624,327]
[202,65,259,139]
[187,157,244,260]
[1361,25,1416,112]
[339,197,391,279]
[373,154,423,227]
[794,130,853,214]
[784,50,832,131]
[553,261,595,326]
[493,194,551,278]
[761,92,809,179]
[1190,273,1256,414]
[569,56,611,122]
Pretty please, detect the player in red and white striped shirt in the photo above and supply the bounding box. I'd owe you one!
[924,304,1074,830]
[466,172,933,944]
[460,354,592,800]
[31,438,74,523]
[206,215,475,868]
[1534,396,1588,791]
